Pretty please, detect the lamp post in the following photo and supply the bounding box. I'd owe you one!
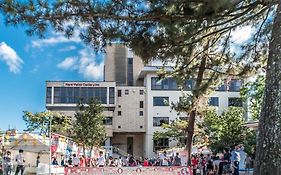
[49,116,52,175]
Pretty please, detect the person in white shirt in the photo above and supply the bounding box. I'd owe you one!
[15,149,25,175]
[72,154,80,167]
[161,151,169,166]
[96,151,105,167]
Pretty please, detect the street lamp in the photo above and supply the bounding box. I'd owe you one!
[49,115,53,175]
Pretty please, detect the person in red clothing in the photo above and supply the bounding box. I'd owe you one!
[79,155,86,167]
[143,158,149,166]
[191,155,198,175]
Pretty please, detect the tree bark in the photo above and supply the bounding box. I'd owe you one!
[254,1,281,175]
[185,51,207,163]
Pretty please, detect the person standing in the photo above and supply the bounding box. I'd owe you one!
[73,154,80,167]
[161,151,169,166]
[15,149,25,175]
[173,152,181,166]
[96,151,105,167]
[3,151,13,175]
[36,156,40,167]
[231,144,241,175]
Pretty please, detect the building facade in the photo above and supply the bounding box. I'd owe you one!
[45,44,243,158]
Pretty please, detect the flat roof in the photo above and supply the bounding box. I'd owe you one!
[138,66,174,78]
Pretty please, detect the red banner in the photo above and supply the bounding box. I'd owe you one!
[64,166,193,175]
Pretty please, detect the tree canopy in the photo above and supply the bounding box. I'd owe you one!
[2,1,281,174]
[23,110,72,136]
[72,98,106,155]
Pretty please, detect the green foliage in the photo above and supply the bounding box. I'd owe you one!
[201,107,255,154]
[153,119,188,146]
[22,110,72,136]
[240,75,265,120]
[73,99,106,148]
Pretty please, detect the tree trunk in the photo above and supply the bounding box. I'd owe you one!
[254,2,281,175]
[185,110,196,164]
[185,51,207,163]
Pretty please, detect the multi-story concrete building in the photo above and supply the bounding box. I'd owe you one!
[45,44,243,158]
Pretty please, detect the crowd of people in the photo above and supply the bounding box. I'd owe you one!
[1,144,253,175]
[191,144,253,175]
[1,149,26,175]
[53,151,183,168]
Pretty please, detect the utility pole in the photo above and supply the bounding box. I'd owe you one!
[49,116,52,175]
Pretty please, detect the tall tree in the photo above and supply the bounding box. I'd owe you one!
[240,74,265,120]
[1,1,281,173]
[23,111,72,136]
[73,99,106,158]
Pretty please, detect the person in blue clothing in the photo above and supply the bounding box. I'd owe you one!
[231,144,241,175]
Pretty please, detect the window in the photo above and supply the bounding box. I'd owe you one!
[228,97,243,107]
[216,80,227,91]
[118,126,121,128]
[109,87,115,104]
[140,101,144,108]
[229,79,242,92]
[140,89,144,95]
[127,58,133,86]
[103,117,113,125]
[118,111,122,116]
[118,90,122,97]
[151,77,178,90]
[153,138,169,151]
[139,111,144,116]
[53,87,107,104]
[125,89,129,95]
[153,97,169,106]
[209,97,219,106]
[46,87,52,104]
[185,79,195,91]
[153,117,169,126]
[140,126,143,128]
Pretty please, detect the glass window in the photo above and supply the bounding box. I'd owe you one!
[153,138,169,151]
[53,86,107,104]
[153,97,169,106]
[118,90,122,97]
[103,117,113,125]
[216,80,227,91]
[185,79,195,91]
[109,87,115,104]
[228,97,243,107]
[229,79,242,92]
[209,97,219,106]
[118,111,122,116]
[153,117,169,126]
[127,58,133,86]
[140,89,144,95]
[139,111,144,116]
[151,77,178,90]
[46,87,52,104]
[140,101,144,108]
[125,90,129,95]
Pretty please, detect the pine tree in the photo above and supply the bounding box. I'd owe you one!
[2,1,281,173]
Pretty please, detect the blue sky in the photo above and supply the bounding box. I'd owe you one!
[0,12,254,132]
[0,16,104,131]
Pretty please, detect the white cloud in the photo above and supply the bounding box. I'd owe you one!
[0,42,24,74]
[57,57,78,70]
[57,48,104,80]
[32,34,81,48]
[231,26,253,44]
[58,45,77,52]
